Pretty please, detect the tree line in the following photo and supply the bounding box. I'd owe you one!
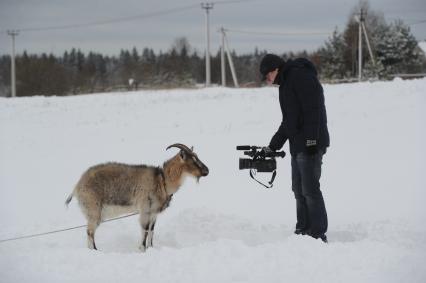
[0,37,269,97]
[0,3,425,97]
[315,2,426,80]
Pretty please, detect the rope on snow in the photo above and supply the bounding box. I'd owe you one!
[0,212,139,243]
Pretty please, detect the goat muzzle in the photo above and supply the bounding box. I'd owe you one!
[201,166,209,177]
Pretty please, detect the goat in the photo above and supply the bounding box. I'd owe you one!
[65,143,209,251]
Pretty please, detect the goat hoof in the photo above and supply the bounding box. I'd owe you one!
[88,244,98,250]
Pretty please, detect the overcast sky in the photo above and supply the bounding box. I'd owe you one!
[0,0,425,56]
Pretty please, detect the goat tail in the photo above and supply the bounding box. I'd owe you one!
[65,192,74,207]
[65,182,81,207]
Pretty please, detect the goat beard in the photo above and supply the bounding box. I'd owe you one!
[196,176,200,183]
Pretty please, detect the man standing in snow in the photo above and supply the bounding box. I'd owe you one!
[259,54,329,243]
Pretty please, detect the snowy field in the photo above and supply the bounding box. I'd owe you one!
[0,78,425,283]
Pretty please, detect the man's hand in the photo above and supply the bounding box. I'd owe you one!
[305,140,318,155]
[261,146,273,156]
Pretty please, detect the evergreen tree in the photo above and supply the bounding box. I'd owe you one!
[317,29,347,79]
[375,20,424,74]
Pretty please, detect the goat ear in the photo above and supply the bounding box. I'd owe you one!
[179,150,187,160]
[191,146,194,151]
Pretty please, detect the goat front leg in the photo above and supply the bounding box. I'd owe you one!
[147,216,157,248]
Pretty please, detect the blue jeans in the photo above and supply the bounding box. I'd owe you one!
[291,150,328,237]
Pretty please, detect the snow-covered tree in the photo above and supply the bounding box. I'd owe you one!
[317,29,347,79]
[315,0,425,80]
[374,20,425,74]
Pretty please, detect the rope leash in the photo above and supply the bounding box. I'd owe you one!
[0,212,139,244]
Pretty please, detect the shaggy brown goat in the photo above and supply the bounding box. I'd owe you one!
[65,143,209,251]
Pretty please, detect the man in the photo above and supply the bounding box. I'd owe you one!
[259,54,330,243]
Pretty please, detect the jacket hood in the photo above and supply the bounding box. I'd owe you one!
[274,58,318,85]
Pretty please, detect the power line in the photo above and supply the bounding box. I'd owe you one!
[0,0,255,34]
[383,16,426,26]
[2,3,201,33]
[211,0,255,4]
[409,19,426,25]
[224,28,331,36]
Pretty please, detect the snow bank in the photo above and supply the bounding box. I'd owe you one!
[0,79,425,282]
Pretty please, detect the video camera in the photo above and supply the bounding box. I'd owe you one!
[236,145,286,188]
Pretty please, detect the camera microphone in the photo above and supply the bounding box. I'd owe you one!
[236,145,251,150]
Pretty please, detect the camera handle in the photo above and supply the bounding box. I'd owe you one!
[249,169,277,188]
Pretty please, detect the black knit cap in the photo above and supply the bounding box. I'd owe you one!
[259,54,285,81]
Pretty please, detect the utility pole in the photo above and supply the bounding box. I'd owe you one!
[356,8,376,80]
[358,9,363,81]
[220,28,239,87]
[361,19,376,67]
[201,2,214,87]
[7,30,19,97]
[220,27,226,87]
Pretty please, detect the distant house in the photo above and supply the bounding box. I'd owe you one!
[419,41,426,56]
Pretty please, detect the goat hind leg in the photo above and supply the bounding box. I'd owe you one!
[85,207,101,250]
[87,219,100,250]
[139,213,151,252]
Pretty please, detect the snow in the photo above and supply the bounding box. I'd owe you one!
[1,79,425,282]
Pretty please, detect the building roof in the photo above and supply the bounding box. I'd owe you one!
[419,41,426,54]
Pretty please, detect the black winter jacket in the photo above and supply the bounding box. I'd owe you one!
[268,58,330,155]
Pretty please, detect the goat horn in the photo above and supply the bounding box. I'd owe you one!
[166,143,193,153]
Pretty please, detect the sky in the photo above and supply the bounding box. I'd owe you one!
[0,0,425,57]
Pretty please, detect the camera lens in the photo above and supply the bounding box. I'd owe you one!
[239,158,252,170]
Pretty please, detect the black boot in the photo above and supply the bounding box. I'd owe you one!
[294,228,307,235]
[307,231,328,243]
[319,234,328,243]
